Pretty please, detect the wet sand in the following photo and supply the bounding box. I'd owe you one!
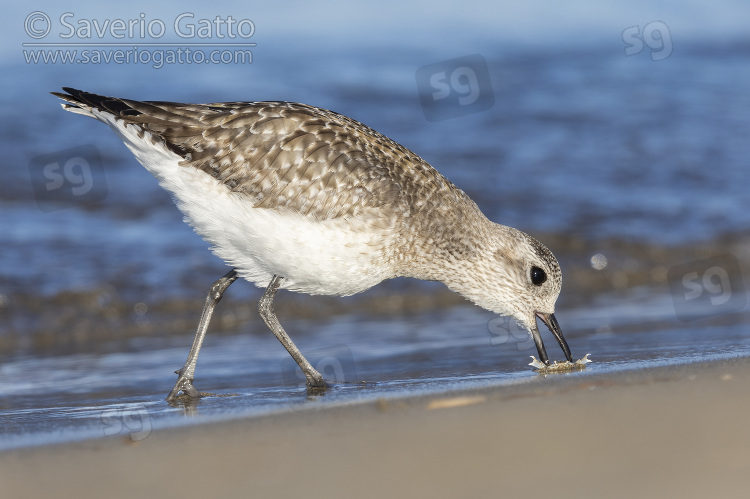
[2,357,749,498]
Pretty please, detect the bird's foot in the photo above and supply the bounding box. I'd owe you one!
[305,373,331,394]
[166,368,201,403]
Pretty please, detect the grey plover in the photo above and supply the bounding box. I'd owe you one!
[53,87,573,401]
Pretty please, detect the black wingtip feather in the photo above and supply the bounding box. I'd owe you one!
[52,87,142,117]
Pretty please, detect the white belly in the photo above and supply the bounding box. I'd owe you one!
[107,116,396,296]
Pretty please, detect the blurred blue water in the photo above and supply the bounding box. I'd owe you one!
[3,37,749,296]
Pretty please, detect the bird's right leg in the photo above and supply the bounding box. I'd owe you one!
[166,268,239,402]
[258,275,327,388]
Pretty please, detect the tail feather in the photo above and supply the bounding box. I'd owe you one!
[51,87,143,121]
[53,88,219,163]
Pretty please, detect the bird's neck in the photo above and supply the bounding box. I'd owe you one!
[397,201,493,283]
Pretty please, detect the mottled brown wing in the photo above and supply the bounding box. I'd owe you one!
[53,88,462,222]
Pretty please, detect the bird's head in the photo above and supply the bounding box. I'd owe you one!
[444,223,572,365]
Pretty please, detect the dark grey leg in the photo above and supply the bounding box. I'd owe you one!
[166,268,239,402]
[258,275,327,388]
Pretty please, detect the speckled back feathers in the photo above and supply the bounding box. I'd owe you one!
[52,88,468,227]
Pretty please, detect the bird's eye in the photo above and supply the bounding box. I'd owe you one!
[530,266,547,286]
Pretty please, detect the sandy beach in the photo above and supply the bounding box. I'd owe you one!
[2,357,748,499]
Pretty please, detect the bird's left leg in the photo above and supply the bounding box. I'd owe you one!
[166,268,239,402]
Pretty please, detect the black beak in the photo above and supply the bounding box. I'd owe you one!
[531,312,573,365]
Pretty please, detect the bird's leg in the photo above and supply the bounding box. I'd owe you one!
[166,268,239,402]
[258,275,328,388]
